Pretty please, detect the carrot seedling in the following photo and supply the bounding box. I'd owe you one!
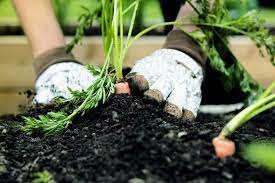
[32,170,54,183]
[21,0,179,135]
[185,0,275,104]
[213,82,275,158]
[22,0,275,135]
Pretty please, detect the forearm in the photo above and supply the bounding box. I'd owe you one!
[174,2,196,32]
[163,3,206,70]
[12,0,65,58]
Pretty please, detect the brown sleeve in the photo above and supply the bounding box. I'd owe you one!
[163,30,207,71]
[33,46,81,78]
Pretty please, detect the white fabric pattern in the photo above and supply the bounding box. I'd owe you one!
[34,62,97,104]
[130,49,204,117]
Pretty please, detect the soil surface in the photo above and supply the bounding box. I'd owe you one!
[0,95,275,183]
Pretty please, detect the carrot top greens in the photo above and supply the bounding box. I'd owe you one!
[22,0,275,135]
[220,82,275,138]
[186,0,275,104]
[22,0,177,135]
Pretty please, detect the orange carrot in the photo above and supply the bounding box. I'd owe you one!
[212,136,236,159]
[115,82,131,95]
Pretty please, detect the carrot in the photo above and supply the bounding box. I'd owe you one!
[115,82,131,95]
[212,136,236,159]
[212,82,275,159]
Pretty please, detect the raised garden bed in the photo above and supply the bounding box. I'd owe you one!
[1,1,275,182]
[0,36,275,114]
[1,94,275,182]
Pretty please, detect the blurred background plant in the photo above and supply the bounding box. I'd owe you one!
[0,0,163,32]
[243,141,275,172]
[1,0,275,34]
[225,0,258,19]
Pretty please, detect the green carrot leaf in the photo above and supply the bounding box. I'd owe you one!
[22,112,71,136]
[86,64,101,76]
[32,170,54,183]
[243,141,275,172]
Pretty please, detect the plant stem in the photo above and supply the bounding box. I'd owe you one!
[101,41,114,77]
[64,40,114,129]
[220,94,275,137]
[192,22,251,36]
[101,0,107,54]
[243,101,275,122]
[119,0,123,60]
[125,0,140,45]
[126,21,183,50]
[115,0,124,80]
[123,1,138,15]
[122,0,140,67]
[259,82,275,99]
[113,0,119,79]
[242,82,275,122]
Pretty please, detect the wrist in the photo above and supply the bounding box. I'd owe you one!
[33,46,80,78]
[32,38,65,58]
[163,30,207,71]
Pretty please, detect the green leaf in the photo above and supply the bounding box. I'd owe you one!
[23,0,275,137]
[67,3,102,52]
[186,0,273,105]
[86,64,101,76]
[195,0,212,15]
[208,47,229,76]
[32,170,54,183]
[243,141,275,172]
[22,112,71,135]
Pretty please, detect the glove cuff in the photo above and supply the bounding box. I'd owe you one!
[158,49,203,77]
[163,30,207,71]
[33,46,81,78]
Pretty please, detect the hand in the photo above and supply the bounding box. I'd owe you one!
[126,49,204,121]
[34,62,97,104]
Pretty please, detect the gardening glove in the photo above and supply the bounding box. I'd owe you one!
[127,30,206,121]
[33,47,97,104]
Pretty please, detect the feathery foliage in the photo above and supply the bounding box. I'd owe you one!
[22,53,115,135]
[22,0,275,135]
[32,170,54,183]
[22,0,176,135]
[194,0,212,16]
[219,82,275,138]
[67,4,102,52]
[185,0,275,103]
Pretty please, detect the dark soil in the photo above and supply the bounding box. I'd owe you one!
[0,95,275,183]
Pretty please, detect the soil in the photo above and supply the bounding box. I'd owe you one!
[0,95,275,183]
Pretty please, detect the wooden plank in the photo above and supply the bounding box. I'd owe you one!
[0,64,35,88]
[0,36,163,88]
[73,36,163,66]
[0,36,274,114]
[0,91,31,115]
[0,36,274,88]
[229,37,275,87]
